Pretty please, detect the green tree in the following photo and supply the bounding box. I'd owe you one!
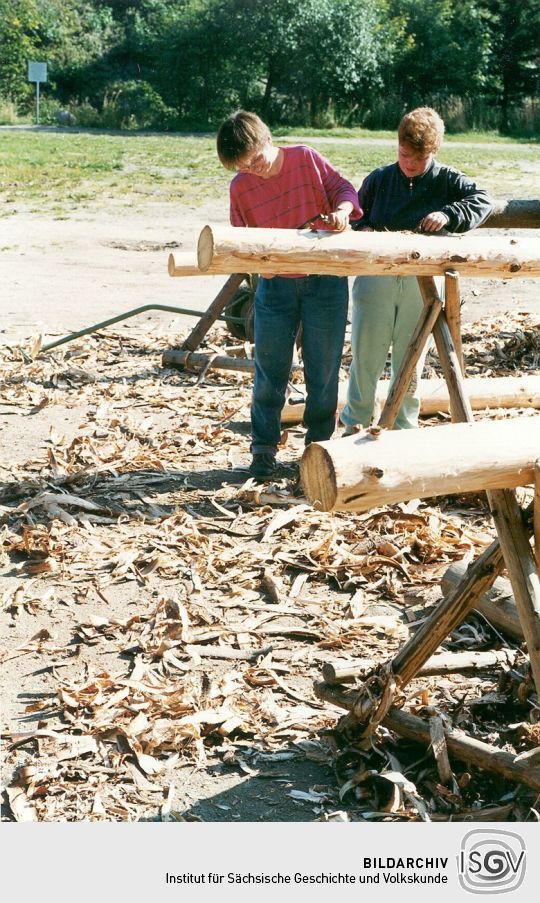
[387,0,491,104]
[481,0,540,132]
[144,0,401,126]
[0,0,119,109]
[243,0,401,125]
[0,0,41,104]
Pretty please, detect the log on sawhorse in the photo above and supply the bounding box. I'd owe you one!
[197,225,540,278]
[305,274,540,789]
[300,415,540,512]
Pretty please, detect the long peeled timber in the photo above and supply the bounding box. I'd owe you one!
[281,375,540,424]
[300,415,540,513]
[197,224,540,278]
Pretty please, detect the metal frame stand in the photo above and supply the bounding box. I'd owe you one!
[40,274,248,355]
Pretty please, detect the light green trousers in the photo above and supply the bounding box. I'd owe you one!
[342,275,444,431]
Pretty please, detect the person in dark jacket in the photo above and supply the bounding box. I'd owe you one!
[341,106,493,433]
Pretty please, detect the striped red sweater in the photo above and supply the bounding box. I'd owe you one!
[230,144,361,231]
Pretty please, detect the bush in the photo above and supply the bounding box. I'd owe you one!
[56,82,178,131]
[0,97,26,124]
[69,100,102,127]
[34,97,66,126]
[99,81,176,130]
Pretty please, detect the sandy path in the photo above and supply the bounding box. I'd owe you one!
[1,202,230,345]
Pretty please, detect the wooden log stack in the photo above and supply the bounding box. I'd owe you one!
[197,224,540,279]
[300,415,540,512]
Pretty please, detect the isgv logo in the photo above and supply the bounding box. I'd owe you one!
[458,830,526,894]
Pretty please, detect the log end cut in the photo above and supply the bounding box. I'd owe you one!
[197,224,214,272]
[301,443,338,511]
[167,253,176,276]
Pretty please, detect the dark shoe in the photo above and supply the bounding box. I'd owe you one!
[249,453,277,479]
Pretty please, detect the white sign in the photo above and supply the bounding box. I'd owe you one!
[28,62,47,83]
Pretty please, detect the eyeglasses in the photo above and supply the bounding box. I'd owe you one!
[235,145,267,172]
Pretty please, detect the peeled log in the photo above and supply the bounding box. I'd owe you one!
[197,224,540,279]
[281,375,540,424]
[300,416,540,513]
[168,250,235,277]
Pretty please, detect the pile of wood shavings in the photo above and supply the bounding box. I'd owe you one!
[1,318,538,822]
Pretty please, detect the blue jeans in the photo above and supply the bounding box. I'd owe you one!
[251,275,348,454]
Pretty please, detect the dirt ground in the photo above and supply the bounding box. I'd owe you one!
[1,200,539,823]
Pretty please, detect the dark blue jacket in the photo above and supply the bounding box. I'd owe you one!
[352,160,493,233]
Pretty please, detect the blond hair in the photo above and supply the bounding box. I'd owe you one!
[217,110,271,170]
[398,107,444,155]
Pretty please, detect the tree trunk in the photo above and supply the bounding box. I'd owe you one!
[260,57,276,119]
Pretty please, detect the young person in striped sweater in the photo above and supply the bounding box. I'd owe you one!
[217,110,361,479]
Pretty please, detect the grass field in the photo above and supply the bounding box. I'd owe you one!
[0,130,538,216]
[276,125,539,143]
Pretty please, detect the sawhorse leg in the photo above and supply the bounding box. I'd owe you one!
[380,274,540,698]
[419,277,540,698]
[180,273,247,353]
[328,274,540,740]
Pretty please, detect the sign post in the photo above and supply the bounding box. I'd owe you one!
[27,62,48,124]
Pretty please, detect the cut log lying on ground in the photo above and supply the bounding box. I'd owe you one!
[281,375,540,424]
[163,349,256,373]
[442,562,523,640]
[315,684,540,792]
[161,349,303,375]
[301,415,540,513]
[322,648,519,684]
[197,224,540,278]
